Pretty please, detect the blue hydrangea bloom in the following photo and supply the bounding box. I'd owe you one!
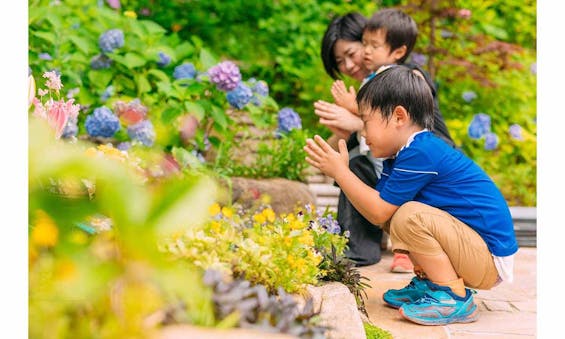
[99,29,124,53]
[157,51,171,67]
[208,61,241,91]
[248,78,269,97]
[127,120,155,147]
[173,62,197,80]
[226,83,253,109]
[277,107,302,135]
[484,132,499,150]
[100,85,114,102]
[462,90,477,103]
[90,54,113,70]
[509,124,524,141]
[61,116,78,139]
[411,53,427,67]
[85,107,121,138]
[467,113,491,139]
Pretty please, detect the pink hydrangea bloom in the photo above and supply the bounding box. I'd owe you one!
[106,0,121,9]
[43,71,63,92]
[458,9,472,19]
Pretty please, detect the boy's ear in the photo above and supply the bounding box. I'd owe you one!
[391,45,408,62]
[393,105,409,126]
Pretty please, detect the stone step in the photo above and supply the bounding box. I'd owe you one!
[308,183,341,197]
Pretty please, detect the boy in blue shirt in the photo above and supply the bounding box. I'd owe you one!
[304,65,518,325]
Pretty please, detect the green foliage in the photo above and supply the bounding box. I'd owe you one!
[28,117,222,337]
[163,202,349,294]
[364,321,393,339]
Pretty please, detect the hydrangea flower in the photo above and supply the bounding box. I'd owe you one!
[530,63,537,75]
[173,62,197,80]
[61,115,78,139]
[100,85,114,102]
[114,98,147,125]
[85,106,121,138]
[98,29,124,53]
[458,9,472,19]
[66,87,80,99]
[127,120,155,147]
[157,51,171,67]
[38,53,52,60]
[467,113,491,139]
[277,107,302,135]
[226,83,253,109]
[248,78,269,97]
[208,61,241,91]
[484,132,499,150]
[117,142,131,151]
[462,90,477,103]
[105,0,120,9]
[509,124,524,141]
[90,54,113,70]
[411,53,427,67]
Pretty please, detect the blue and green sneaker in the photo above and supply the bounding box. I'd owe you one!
[383,276,432,309]
[399,282,478,325]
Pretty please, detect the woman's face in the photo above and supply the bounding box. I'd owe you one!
[333,39,370,82]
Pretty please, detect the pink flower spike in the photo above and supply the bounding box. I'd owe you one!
[38,89,48,97]
[32,97,46,119]
[43,71,63,92]
[46,99,71,139]
[106,0,121,9]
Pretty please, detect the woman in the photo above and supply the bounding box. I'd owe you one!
[315,12,414,272]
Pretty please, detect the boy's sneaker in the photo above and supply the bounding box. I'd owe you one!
[399,282,479,326]
[383,276,432,309]
[391,252,414,273]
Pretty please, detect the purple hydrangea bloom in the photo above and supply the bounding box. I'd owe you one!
[509,124,524,141]
[38,53,52,60]
[173,62,197,80]
[226,83,253,109]
[411,53,427,67]
[61,116,78,139]
[127,119,156,147]
[157,51,171,67]
[208,61,241,91]
[277,107,302,135]
[90,54,113,70]
[317,215,341,234]
[462,90,477,103]
[467,113,491,139]
[85,106,121,138]
[99,29,124,53]
[484,132,499,150]
[117,142,131,151]
[248,78,269,97]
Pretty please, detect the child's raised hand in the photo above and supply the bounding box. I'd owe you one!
[304,135,349,179]
[314,100,363,134]
[331,80,358,114]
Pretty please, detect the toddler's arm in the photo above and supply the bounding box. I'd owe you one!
[331,80,358,114]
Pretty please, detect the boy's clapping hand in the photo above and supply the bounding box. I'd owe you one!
[304,135,350,179]
[331,80,358,114]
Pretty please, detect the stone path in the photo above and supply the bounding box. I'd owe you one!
[357,248,536,338]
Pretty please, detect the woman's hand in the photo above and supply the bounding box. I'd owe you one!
[304,135,349,180]
[314,100,363,135]
[331,80,358,114]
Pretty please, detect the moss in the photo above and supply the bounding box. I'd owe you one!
[364,322,393,339]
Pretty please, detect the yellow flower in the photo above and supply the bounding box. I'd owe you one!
[68,230,88,245]
[290,219,305,230]
[124,10,137,19]
[286,213,296,222]
[262,208,276,223]
[210,221,221,234]
[253,213,266,224]
[85,147,98,157]
[55,259,76,281]
[31,210,59,248]
[221,206,234,219]
[260,194,272,205]
[298,232,314,247]
[208,203,221,216]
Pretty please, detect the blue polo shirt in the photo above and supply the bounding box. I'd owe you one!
[376,130,518,257]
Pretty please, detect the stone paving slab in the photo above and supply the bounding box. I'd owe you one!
[357,247,536,338]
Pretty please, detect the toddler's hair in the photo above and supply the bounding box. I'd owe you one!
[365,9,418,64]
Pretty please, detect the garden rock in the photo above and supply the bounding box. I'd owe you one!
[229,177,316,214]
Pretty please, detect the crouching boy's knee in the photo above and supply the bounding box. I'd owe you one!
[389,201,424,234]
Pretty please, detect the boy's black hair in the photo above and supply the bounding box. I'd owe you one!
[356,65,434,129]
[321,12,367,79]
[365,8,418,64]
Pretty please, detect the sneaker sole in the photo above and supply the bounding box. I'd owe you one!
[391,266,414,273]
[398,306,479,326]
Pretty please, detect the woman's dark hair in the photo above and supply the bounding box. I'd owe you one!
[356,65,434,129]
[365,9,418,64]
[321,12,367,79]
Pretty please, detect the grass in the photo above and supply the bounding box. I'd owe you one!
[364,321,393,339]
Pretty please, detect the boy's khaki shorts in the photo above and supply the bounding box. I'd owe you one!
[384,201,500,290]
